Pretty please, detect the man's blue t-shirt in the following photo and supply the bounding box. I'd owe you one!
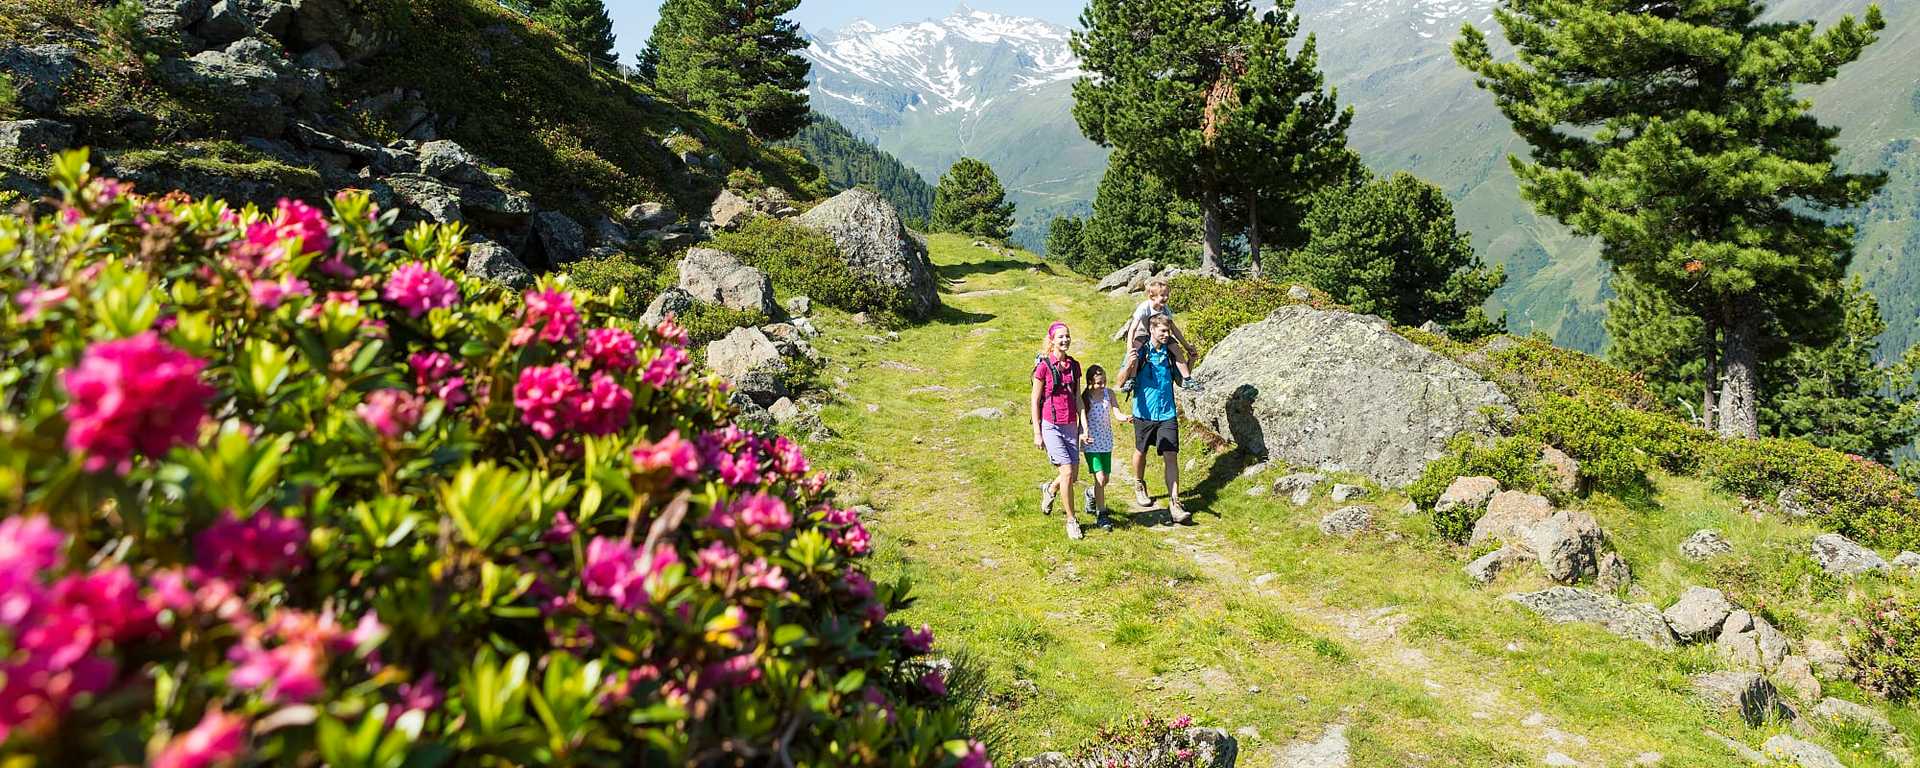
[1132,343,1178,422]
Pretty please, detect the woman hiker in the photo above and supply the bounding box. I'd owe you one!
[1031,321,1092,540]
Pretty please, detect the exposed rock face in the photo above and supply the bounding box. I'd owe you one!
[1182,306,1511,487]
[676,248,777,317]
[1525,510,1605,583]
[1538,446,1581,495]
[418,139,492,185]
[1895,551,1920,572]
[1691,672,1792,726]
[1773,655,1821,702]
[0,43,82,115]
[795,188,941,321]
[1776,486,1823,519]
[1435,476,1500,517]
[530,211,587,268]
[623,201,678,229]
[1679,530,1733,561]
[705,327,787,405]
[1468,491,1554,550]
[1319,506,1374,537]
[1465,546,1530,584]
[1329,484,1368,502]
[1810,533,1890,577]
[1662,586,1734,643]
[706,188,756,231]
[1594,552,1633,594]
[1717,610,1790,671]
[1505,587,1676,648]
[0,120,75,160]
[465,238,533,290]
[1095,259,1159,292]
[641,288,697,330]
[1761,736,1844,768]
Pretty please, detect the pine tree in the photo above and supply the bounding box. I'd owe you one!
[536,0,617,70]
[1285,172,1504,337]
[1046,217,1087,271]
[1456,2,1887,438]
[930,158,1016,240]
[647,0,811,140]
[1073,0,1350,274]
[1604,275,1710,421]
[1080,151,1202,276]
[1764,278,1920,459]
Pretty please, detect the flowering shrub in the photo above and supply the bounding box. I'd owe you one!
[0,152,985,765]
[1845,596,1920,702]
[1706,437,1920,551]
[1057,715,1214,768]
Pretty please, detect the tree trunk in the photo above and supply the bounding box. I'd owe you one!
[1200,191,1225,275]
[1700,319,1718,432]
[1247,191,1263,278]
[1716,308,1760,438]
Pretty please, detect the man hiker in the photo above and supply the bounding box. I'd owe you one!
[1119,313,1190,523]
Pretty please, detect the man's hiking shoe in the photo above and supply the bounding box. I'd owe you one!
[1169,499,1192,524]
[1065,516,1084,540]
[1039,480,1057,516]
[1134,484,1153,508]
[1095,511,1114,532]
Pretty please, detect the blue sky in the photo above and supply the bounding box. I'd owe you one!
[604,0,1087,62]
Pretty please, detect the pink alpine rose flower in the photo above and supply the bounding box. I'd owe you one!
[641,344,687,387]
[958,741,992,768]
[519,288,582,345]
[632,430,700,479]
[584,327,640,371]
[356,388,423,439]
[62,333,213,473]
[152,708,248,768]
[902,624,934,655]
[245,198,332,256]
[408,351,469,406]
[572,372,633,437]
[194,510,309,580]
[513,364,582,440]
[382,262,459,318]
[920,670,947,697]
[13,284,70,321]
[249,275,311,309]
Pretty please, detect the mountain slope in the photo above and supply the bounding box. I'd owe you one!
[802,8,1107,248]
[780,112,936,225]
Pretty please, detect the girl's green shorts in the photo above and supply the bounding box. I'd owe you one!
[1084,451,1113,474]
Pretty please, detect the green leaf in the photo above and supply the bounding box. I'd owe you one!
[439,461,533,551]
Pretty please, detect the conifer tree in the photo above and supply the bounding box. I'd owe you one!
[930,158,1016,240]
[1080,151,1202,276]
[1073,0,1350,274]
[646,0,810,140]
[1286,172,1504,337]
[1456,1,1887,438]
[536,0,618,70]
[1046,216,1087,271]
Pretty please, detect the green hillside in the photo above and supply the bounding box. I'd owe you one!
[782,112,936,224]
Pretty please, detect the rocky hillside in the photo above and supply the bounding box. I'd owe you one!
[1,0,825,283]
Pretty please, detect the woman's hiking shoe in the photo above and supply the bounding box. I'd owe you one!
[1134,484,1153,508]
[1169,499,1192,524]
[1065,516,1084,540]
[1039,480,1057,516]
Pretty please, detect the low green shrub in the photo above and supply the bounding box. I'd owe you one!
[1705,438,1920,550]
[1516,393,1711,494]
[1410,435,1551,542]
[1066,714,1210,767]
[709,217,902,319]
[727,167,766,191]
[1846,596,1920,702]
[679,303,769,348]
[1459,335,1663,413]
[1167,277,1328,357]
[562,249,666,317]
[0,73,17,119]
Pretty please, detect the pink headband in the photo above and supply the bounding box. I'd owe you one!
[1047,322,1068,338]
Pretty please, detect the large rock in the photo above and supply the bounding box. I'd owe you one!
[288,0,392,61]
[640,288,697,330]
[794,188,941,321]
[1525,510,1604,583]
[1505,587,1677,648]
[418,140,491,185]
[1810,533,1889,578]
[1761,736,1844,768]
[380,173,464,224]
[1594,551,1634,594]
[623,201,678,229]
[706,189,757,231]
[464,238,533,290]
[1182,306,1511,487]
[1663,586,1735,643]
[1319,506,1374,538]
[1538,446,1582,495]
[0,44,82,115]
[1434,476,1500,516]
[1679,529,1733,561]
[1716,610,1789,671]
[1465,546,1530,585]
[0,120,75,161]
[1468,491,1554,550]
[1774,655,1822,702]
[677,248,777,317]
[1691,672,1792,726]
[706,327,788,405]
[530,211,587,268]
[1095,259,1159,292]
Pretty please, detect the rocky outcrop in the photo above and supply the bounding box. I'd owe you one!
[1761,736,1844,768]
[1094,259,1159,293]
[1435,476,1500,517]
[1717,610,1790,671]
[1679,529,1733,561]
[1506,587,1676,648]
[1465,546,1530,585]
[706,326,788,406]
[1810,533,1889,577]
[0,43,82,115]
[0,119,74,161]
[1662,587,1734,643]
[1319,506,1374,537]
[677,248,777,317]
[1538,446,1582,495]
[640,288,697,330]
[1691,672,1792,726]
[1525,510,1605,583]
[1468,491,1554,549]
[465,238,533,290]
[794,188,941,321]
[1182,306,1511,487]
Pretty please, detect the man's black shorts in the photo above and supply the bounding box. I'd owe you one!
[1133,417,1179,455]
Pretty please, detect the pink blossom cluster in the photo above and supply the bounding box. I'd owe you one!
[193,509,309,581]
[245,199,333,257]
[357,388,425,439]
[582,537,680,611]
[512,364,636,440]
[62,333,213,473]
[823,505,872,556]
[382,262,460,318]
[0,517,158,744]
[249,275,312,309]
[642,343,688,387]
[516,288,582,346]
[705,493,792,536]
[632,430,701,480]
[13,284,70,322]
[152,708,248,768]
[409,351,469,406]
[226,608,384,704]
[584,327,639,371]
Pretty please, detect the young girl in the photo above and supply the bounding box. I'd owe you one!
[1079,364,1131,531]
[1031,321,1091,540]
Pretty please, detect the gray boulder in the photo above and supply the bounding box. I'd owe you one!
[640,288,697,330]
[1717,610,1789,671]
[141,0,214,38]
[1329,484,1368,503]
[1468,491,1554,550]
[288,0,391,61]
[1810,698,1901,745]
[380,173,464,224]
[0,120,74,161]
[1525,510,1604,583]
[296,42,344,70]
[588,216,631,250]
[706,326,788,405]
[1287,284,1313,301]
[1435,476,1500,516]
[1761,736,1843,768]
[706,188,756,231]
[1774,655,1821,702]
[1810,533,1889,578]
[0,44,82,115]
[418,140,491,185]
[1680,529,1733,561]
[197,0,255,45]
[1465,546,1530,585]
[1505,587,1677,648]
[623,201,678,229]
[677,248,777,317]
[785,296,812,317]
[1273,472,1325,507]
[464,238,533,290]
[1662,586,1735,643]
[1095,259,1159,292]
[795,187,941,321]
[1691,671,1792,726]
[530,211,587,268]
[1803,639,1849,680]
[1538,446,1582,496]
[1319,506,1374,537]
[1181,306,1511,487]
[1894,551,1920,573]
[1594,551,1634,594]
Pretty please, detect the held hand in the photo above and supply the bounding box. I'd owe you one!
[1079,433,1092,446]
[1033,432,1045,449]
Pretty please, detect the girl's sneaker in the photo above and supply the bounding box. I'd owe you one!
[1066,516,1084,540]
[1039,480,1057,516]
[1095,511,1114,531]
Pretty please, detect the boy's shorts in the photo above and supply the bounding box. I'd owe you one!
[1085,451,1113,474]
[1040,421,1081,466]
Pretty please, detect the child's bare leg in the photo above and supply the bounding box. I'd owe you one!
[1092,471,1108,510]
